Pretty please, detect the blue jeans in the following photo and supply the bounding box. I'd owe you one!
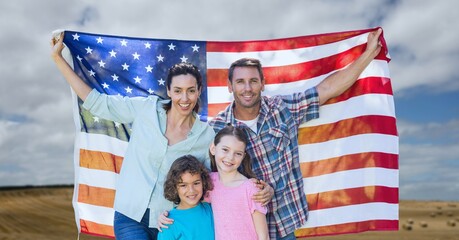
[114,209,159,240]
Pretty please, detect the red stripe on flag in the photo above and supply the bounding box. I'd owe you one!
[206,45,366,87]
[295,220,399,237]
[325,77,394,105]
[306,186,399,211]
[207,29,377,52]
[208,103,230,117]
[300,152,399,177]
[80,149,123,173]
[66,28,396,238]
[80,219,115,238]
[298,115,397,144]
[78,184,115,208]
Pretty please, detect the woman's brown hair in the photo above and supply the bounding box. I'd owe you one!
[162,63,202,113]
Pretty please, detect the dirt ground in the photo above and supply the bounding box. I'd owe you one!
[0,187,458,240]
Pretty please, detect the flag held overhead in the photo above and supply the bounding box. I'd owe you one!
[60,27,397,238]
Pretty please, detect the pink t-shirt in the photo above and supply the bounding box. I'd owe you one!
[207,172,267,240]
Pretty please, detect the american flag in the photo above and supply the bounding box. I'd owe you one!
[61,27,398,238]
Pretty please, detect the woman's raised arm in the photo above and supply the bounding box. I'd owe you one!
[50,32,92,101]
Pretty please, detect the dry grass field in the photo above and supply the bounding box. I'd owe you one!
[0,186,458,240]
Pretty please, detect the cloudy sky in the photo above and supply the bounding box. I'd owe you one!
[0,0,458,201]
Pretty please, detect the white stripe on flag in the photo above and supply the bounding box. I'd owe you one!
[299,134,399,162]
[303,202,399,228]
[303,168,399,194]
[207,33,369,68]
[79,167,118,189]
[302,94,395,127]
[78,132,128,156]
[207,60,390,104]
[78,202,115,226]
[359,60,391,79]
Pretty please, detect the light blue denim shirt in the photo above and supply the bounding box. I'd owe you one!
[83,89,215,228]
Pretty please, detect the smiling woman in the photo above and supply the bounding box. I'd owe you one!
[51,32,216,239]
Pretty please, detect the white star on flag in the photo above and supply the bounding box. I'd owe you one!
[98,60,106,68]
[85,47,93,54]
[109,50,117,57]
[72,33,80,40]
[145,65,153,72]
[111,74,119,81]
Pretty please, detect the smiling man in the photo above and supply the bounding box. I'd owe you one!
[209,29,382,240]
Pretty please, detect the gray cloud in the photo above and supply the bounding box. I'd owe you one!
[398,119,459,143]
[398,118,459,200]
[383,0,459,94]
[399,142,459,201]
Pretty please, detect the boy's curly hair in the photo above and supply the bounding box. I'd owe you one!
[163,155,213,205]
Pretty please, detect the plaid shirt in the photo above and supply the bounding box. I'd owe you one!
[209,87,320,238]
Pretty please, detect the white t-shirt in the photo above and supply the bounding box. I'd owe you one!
[236,115,259,133]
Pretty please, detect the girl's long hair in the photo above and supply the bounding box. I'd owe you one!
[210,125,256,179]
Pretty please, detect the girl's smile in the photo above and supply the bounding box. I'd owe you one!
[210,135,246,174]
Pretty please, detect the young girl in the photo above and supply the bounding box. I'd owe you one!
[158,155,215,240]
[207,125,269,240]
